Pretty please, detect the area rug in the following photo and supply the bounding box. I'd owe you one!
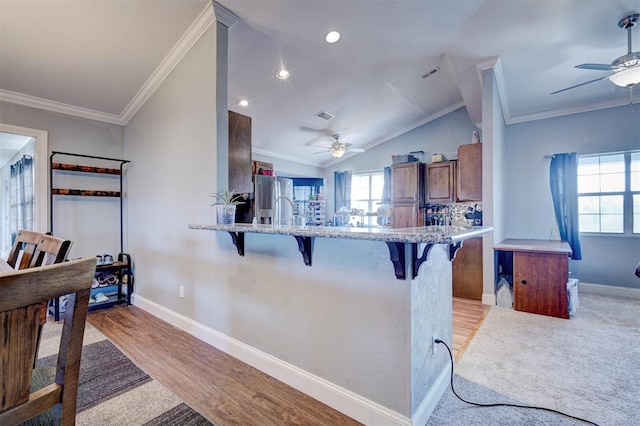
[36,321,213,425]
[429,293,640,425]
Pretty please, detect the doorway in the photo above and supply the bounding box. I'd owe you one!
[0,123,48,257]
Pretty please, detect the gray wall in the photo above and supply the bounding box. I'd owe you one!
[123,24,449,418]
[321,106,478,216]
[0,101,125,258]
[505,105,640,288]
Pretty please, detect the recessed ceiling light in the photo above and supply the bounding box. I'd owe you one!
[237,99,249,107]
[276,68,290,80]
[325,30,340,43]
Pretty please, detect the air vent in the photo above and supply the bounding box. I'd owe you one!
[315,110,335,121]
[421,67,440,79]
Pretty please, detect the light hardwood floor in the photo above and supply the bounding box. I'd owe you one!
[87,297,489,425]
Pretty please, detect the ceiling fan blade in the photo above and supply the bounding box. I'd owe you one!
[550,75,611,94]
[349,148,366,153]
[575,63,617,71]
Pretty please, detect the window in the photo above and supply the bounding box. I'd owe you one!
[350,171,384,227]
[578,151,639,234]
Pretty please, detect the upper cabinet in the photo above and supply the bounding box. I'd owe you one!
[391,162,425,203]
[426,161,456,202]
[228,110,253,194]
[457,143,482,201]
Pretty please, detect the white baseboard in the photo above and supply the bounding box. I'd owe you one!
[411,361,451,425]
[482,292,496,305]
[134,295,411,426]
[578,282,640,299]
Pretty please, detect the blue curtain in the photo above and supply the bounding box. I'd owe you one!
[550,153,582,260]
[334,171,352,211]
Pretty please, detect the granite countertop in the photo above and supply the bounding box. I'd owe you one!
[188,223,492,244]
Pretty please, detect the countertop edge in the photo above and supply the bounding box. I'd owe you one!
[188,223,493,244]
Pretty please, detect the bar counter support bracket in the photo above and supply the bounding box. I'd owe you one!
[227,232,245,256]
[294,236,314,266]
[414,243,435,277]
[386,242,407,280]
[449,241,463,261]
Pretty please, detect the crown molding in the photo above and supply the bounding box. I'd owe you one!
[0,89,124,125]
[212,1,239,28]
[252,147,323,167]
[506,95,640,124]
[1,3,215,127]
[475,57,510,125]
[120,3,216,125]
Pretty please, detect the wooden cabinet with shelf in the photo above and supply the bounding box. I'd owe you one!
[391,162,424,228]
[457,143,482,201]
[426,161,456,202]
[494,239,571,319]
[49,151,134,318]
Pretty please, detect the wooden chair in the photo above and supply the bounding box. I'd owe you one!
[30,234,73,269]
[0,257,96,426]
[5,230,43,270]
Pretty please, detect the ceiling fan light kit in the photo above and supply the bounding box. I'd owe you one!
[553,12,640,93]
[609,66,640,87]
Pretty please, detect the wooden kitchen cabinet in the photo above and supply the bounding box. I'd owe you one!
[457,143,482,201]
[452,237,483,300]
[228,110,252,194]
[391,162,424,228]
[494,239,571,319]
[391,162,424,203]
[391,203,424,228]
[426,161,456,202]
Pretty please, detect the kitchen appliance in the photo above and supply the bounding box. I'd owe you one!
[254,175,294,224]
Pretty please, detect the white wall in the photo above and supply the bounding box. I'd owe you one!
[0,101,125,258]
[506,105,640,288]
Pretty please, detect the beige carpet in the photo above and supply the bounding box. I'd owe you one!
[429,293,639,425]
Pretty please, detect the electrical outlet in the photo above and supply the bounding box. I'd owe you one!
[179,286,184,298]
[432,332,438,354]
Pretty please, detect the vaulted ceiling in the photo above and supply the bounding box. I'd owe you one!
[1,0,638,167]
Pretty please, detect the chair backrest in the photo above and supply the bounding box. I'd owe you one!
[5,229,43,270]
[30,234,73,268]
[0,257,96,425]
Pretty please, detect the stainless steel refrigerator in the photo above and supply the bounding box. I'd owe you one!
[254,175,294,224]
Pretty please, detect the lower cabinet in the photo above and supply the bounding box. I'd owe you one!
[452,237,483,300]
[494,239,571,319]
[391,203,423,228]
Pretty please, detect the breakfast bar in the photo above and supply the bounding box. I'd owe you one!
[189,223,490,280]
[189,223,491,424]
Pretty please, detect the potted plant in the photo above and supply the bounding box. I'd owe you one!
[210,188,245,225]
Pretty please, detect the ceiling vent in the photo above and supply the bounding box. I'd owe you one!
[421,67,440,79]
[315,110,335,121]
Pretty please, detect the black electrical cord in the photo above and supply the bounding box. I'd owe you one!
[434,338,599,426]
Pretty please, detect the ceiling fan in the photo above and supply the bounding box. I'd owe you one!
[551,13,640,94]
[314,134,365,159]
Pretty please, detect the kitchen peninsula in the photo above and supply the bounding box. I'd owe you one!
[189,223,492,424]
